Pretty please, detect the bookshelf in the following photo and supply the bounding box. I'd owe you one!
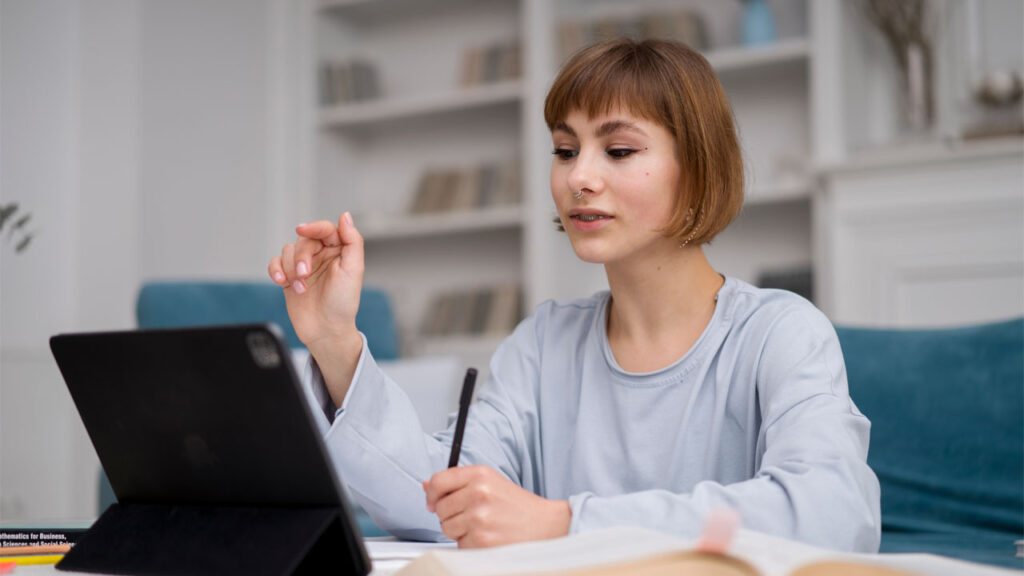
[319,80,523,129]
[359,205,524,242]
[310,0,820,369]
[705,36,809,72]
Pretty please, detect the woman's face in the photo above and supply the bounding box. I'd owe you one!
[550,107,682,265]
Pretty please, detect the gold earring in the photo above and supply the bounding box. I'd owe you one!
[679,208,702,248]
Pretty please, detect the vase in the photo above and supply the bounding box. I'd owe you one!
[900,41,934,136]
[742,0,776,46]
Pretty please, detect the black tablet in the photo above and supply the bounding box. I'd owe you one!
[50,324,371,576]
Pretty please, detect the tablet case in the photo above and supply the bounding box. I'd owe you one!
[49,324,371,576]
[58,503,361,575]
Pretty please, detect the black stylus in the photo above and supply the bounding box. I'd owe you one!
[447,368,478,468]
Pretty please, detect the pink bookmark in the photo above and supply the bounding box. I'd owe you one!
[694,508,740,555]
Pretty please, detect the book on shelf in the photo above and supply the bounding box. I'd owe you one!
[394,526,1009,576]
[459,39,521,87]
[320,58,379,105]
[422,285,522,338]
[409,160,520,215]
[558,9,708,62]
[756,266,814,304]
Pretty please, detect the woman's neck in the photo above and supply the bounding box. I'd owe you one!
[604,245,724,372]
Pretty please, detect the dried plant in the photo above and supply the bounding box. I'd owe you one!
[0,203,34,254]
[862,0,935,126]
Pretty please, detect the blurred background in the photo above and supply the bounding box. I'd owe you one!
[1,0,1021,524]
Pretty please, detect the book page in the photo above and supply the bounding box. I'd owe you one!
[728,530,840,575]
[395,527,693,576]
[730,530,1017,576]
[365,539,457,562]
[555,550,759,576]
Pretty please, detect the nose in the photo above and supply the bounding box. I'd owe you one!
[566,149,602,197]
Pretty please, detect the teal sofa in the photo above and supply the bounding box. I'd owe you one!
[837,318,1023,568]
[135,281,398,360]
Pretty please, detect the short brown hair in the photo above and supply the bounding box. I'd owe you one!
[544,38,744,245]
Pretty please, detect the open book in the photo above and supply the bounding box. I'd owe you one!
[394,527,1016,576]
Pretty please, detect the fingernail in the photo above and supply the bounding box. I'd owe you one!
[273,272,284,283]
[297,261,308,277]
[293,280,306,295]
[344,212,353,226]
[297,222,307,227]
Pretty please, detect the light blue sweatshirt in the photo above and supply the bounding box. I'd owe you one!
[304,277,882,552]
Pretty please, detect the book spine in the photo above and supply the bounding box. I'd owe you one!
[421,285,523,338]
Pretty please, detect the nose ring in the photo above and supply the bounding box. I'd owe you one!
[573,190,585,200]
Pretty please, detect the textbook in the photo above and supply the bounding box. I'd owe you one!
[0,528,85,549]
[394,527,1017,576]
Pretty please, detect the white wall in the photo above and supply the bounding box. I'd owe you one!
[1,0,95,523]
[0,0,298,522]
[138,1,269,279]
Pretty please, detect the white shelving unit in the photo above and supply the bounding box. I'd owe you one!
[310,0,819,367]
[359,205,524,242]
[706,36,809,72]
[319,80,523,129]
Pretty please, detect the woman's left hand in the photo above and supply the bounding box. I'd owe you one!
[423,465,571,548]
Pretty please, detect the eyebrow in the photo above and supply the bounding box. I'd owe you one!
[552,121,576,137]
[596,120,648,138]
[551,120,648,138]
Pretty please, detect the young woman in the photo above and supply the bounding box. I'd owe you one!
[268,38,880,552]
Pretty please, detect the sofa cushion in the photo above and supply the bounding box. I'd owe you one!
[136,281,399,360]
[837,318,1023,568]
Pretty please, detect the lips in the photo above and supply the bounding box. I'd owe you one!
[568,209,614,231]
[569,209,613,220]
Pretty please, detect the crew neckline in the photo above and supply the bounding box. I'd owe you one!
[596,275,734,388]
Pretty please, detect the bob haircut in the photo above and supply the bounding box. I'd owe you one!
[544,38,744,246]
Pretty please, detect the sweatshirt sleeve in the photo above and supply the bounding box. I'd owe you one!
[566,307,882,553]
[309,318,541,542]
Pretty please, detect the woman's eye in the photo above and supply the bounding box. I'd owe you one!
[607,148,637,159]
[552,148,578,160]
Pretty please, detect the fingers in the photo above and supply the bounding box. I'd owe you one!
[280,243,307,294]
[433,480,477,523]
[424,466,479,512]
[337,212,364,275]
[268,255,286,286]
[439,510,472,544]
[291,212,362,280]
[295,220,342,245]
[293,236,327,280]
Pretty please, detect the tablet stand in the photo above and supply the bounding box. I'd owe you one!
[56,502,371,575]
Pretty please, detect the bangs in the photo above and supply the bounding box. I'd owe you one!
[544,42,675,131]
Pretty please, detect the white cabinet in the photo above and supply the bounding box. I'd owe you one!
[817,140,1024,328]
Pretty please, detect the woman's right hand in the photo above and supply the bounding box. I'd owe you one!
[268,212,365,403]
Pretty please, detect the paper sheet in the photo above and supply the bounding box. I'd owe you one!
[366,538,457,561]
